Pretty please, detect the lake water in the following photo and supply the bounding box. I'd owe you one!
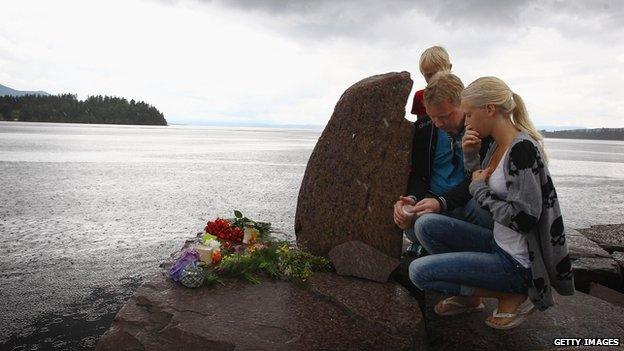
[1,121,623,349]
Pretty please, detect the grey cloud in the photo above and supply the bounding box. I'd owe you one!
[159,0,624,44]
[186,0,623,25]
[209,0,335,14]
[413,0,623,27]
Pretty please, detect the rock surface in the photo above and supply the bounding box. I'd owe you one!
[423,291,624,351]
[329,240,400,282]
[579,224,624,253]
[589,283,624,308]
[295,71,414,259]
[566,228,622,292]
[614,251,624,272]
[96,272,426,351]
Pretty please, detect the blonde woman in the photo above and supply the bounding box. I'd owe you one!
[409,76,574,329]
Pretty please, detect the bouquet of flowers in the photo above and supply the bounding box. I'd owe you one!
[168,210,332,288]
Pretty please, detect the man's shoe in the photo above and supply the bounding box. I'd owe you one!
[413,244,429,259]
[390,254,424,299]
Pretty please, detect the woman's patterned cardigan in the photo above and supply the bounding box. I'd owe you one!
[465,132,575,310]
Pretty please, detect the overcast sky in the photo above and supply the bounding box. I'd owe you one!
[1,0,623,127]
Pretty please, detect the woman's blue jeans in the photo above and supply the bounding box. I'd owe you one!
[408,213,532,296]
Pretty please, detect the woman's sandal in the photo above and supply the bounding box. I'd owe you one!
[517,298,535,315]
[485,300,535,330]
[434,297,485,316]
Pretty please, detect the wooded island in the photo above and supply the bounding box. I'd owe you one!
[0,94,167,126]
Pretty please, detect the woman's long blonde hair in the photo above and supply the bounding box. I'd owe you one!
[461,76,547,161]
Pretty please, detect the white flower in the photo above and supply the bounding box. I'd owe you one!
[243,227,259,244]
[204,239,221,251]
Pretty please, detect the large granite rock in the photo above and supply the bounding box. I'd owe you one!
[578,224,624,253]
[295,72,414,259]
[423,291,624,351]
[566,228,622,292]
[96,272,426,351]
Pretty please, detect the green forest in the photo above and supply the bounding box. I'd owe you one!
[0,94,167,125]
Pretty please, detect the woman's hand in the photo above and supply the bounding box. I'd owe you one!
[472,167,491,182]
[462,126,481,154]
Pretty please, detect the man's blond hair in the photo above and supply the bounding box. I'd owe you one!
[419,46,452,74]
[423,71,464,107]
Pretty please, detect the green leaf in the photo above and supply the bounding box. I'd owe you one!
[203,271,224,287]
[243,272,261,284]
[234,210,243,218]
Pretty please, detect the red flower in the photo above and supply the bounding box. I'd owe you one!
[205,218,244,243]
[212,250,222,264]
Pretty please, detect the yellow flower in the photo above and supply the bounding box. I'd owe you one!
[279,244,290,255]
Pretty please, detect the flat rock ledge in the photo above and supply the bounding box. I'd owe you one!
[96,272,426,351]
[567,228,623,292]
[424,291,624,351]
[578,224,624,253]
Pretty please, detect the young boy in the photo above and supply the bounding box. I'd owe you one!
[411,46,453,119]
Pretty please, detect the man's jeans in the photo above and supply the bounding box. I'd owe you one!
[404,198,493,255]
[407,213,532,296]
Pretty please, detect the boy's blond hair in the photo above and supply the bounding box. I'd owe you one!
[419,46,452,75]
[423,70,464,107]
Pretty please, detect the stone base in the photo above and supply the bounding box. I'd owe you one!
[329,240,400,282]
[423,291,624,351]
[96,273,426,351]
[589,283,624,309]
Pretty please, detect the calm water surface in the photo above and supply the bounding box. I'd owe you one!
[1,121,623,349]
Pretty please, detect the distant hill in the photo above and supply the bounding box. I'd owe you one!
[541,128,624,141]
[0,83,49,97]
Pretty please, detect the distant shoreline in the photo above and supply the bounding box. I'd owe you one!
[540,128,624,141]
[544,136,623,141]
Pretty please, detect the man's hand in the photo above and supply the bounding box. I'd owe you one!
[472,167,491,182]
[413,198,441,216]
[393,196,416,229]
[462,125,481,154]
